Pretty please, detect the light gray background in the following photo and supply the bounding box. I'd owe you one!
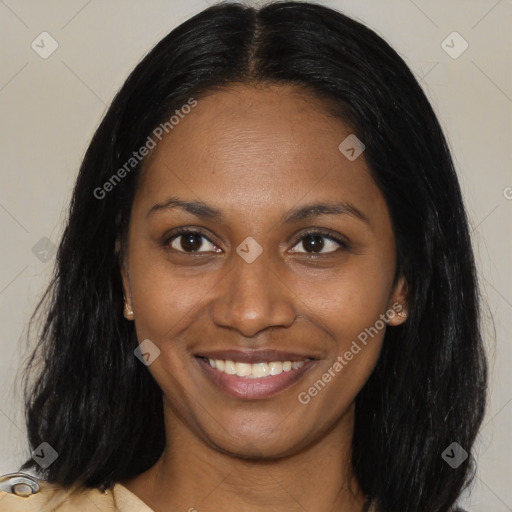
[0,1,510,510]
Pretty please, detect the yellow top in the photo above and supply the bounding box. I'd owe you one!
[0,472,381,511]
[0,473,153,512]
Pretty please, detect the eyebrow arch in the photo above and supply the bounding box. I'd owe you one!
[282,201,370,225]
[147,197,370,226]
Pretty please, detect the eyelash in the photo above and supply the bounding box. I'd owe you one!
[163,227,349,256]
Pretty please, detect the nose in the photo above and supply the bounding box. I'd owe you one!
[211,250,296,338]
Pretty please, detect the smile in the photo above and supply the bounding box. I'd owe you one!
[203,357,306,378]
[195,352,316,399]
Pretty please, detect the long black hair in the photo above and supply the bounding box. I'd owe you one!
[18,3,487,511]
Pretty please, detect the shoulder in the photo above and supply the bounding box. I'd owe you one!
[0,472,151,511]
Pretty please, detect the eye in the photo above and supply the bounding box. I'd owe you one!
[166,229,221,253]
[164,228,347,255]
[290,230,348,255]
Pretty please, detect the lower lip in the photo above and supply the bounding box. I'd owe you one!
[196,357,315,400]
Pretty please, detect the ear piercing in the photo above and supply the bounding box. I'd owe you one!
[124,301,134,320]
[397,310,407,318]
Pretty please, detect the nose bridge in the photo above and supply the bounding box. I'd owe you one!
[211,248,295,337]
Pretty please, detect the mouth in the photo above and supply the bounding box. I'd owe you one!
[194,350,317,399]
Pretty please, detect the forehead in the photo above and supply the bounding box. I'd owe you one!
[133,84,388,228]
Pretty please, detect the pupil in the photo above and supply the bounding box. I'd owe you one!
[303,235,324,253]
[181,233,202,252]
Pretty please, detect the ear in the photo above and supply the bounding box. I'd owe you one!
[117,238,134,321]
[386,274,409,326]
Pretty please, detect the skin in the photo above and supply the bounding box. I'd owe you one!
[119,84,408,512]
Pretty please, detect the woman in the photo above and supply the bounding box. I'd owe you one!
[0,2,487,511]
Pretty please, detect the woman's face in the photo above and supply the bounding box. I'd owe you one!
[121,84,407,458]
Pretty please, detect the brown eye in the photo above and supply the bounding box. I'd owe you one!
[167,230,220,253]
[291,232,347,254]
[301,234,325,253]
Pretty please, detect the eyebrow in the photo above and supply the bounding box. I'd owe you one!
[282,201,370,225]
[147,197,370,225]
[147,197,223,221]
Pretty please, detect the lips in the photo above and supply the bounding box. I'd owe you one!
[194,350,317,399]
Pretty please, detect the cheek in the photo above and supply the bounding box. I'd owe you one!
[131,270,215,341]
[299,256,395,344]
[127,241,201,340]
[297,268,391,416]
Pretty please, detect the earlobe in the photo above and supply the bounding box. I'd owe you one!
[387,304,408,326]
[387,275,409,326]
[124,300,134,321]
[120,263,134,321]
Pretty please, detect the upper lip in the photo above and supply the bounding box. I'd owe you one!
[195,349,317,364]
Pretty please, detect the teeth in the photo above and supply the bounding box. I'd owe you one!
[252,362,269,378]
[269,361,282,375]
[235,362,252,377]
[224,360,236,375]
[205,358,306,378]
